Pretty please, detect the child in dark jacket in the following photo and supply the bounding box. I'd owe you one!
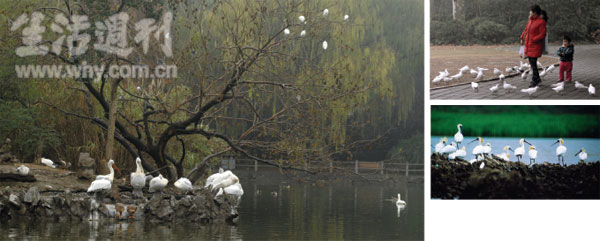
[557,35,574,83]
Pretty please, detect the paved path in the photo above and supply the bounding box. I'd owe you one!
[430,44,600,100]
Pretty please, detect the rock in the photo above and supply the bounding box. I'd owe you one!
[77,152,96,180]
[24,187,40,206]
[9,194,20,207]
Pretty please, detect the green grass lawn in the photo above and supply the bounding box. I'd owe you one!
[432,106,600,138]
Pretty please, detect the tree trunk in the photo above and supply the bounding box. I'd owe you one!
[102,78,121,174]
[453,0,466,22]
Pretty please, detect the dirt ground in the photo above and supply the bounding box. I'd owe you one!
[430,45,557,88]
[0,163,90,192]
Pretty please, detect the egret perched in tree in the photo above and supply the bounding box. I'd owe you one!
[323,8,329,17]
[322,41,328,50]
[300,30,306,37]
[299,15,305,23]
[284,28,290,35]
[344,14,349,22]
[552,138,567,166]
[574,148,587,162]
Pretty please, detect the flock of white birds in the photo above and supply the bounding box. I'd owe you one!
[434,124,589,168]
[432,62,596,97]
[283,9,350,51]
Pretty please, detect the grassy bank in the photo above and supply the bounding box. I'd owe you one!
[431,106,600,138]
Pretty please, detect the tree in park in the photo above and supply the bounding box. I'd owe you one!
[9,0,400,182]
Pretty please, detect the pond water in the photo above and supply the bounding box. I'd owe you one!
[432,136,600,165]
[0,182,424,240]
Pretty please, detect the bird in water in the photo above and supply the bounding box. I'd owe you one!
[395,193,406,206]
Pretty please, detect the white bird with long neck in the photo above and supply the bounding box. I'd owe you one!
[434,137,447,154]
[17,165,29,176]
[130,157,146,197]
[149,174,168,193]
[454,124,463,146]
[514,138,531,162]
[95,159,120,183]
[469,137,484,159]
[528,146,538,165]
[574,148,587,162]
[552,138,567,166]
[396,193,406,206]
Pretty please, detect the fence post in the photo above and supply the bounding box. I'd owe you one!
[254,160,257,172]
[380,161,384,175]
[355,160,358,174]
[405,162,409,177]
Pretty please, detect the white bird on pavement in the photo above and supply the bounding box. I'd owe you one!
[536,61,543,69]
[471,82,479,92]
[552,84,564,94]
[476,67,488,72]
[503,81,516,92]
[539,67,548,79]
[546,64,555,73]
[149,174,168,193]
[575,148,587,162]
[489,84,499,93]
[454,124,464,146]
[499,74,505,81]
[459,65,470,73]
[322,41,328,50]
[470,69,478,77]
[521,86,538,97]
[475,71,484,81]
[551,82,564,88]
[521,70,529,80]
[589,84,596,95]
[528,146,538,165]
[443,77,453,82]
[506,67,514,74]
[432,75,443,83]
[17,165,29,176]
[514,138,531,162]
[450,71,463,81]
[41,158,56,168]
[575,81,587,89]
[493,68,502,76]
[552,138,568,166]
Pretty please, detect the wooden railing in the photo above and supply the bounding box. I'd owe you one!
[225,158,424,176]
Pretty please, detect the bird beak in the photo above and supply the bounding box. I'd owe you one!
[509,147,514,152]
[574,150,581,156]
[551,140,559,146]
[112,163,121,175]
[468,138,477,144]
[524,140,532,145]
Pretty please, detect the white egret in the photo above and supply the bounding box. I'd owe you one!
[174,177,193,192]
[149,174,168,193]
[17,165,29,176]
[344,14,349,22]
[300,30,306,37]
[130,157,146,197]
[528,146,538,165]
[454,124,464,146]
[396,193,406,206]
[284,28,290,35]
[323,8,329,17]
[552,138,567,166]
[469,137,484,159]
[299,15,305,23]
[471,82,479,92]
[514,138,531,162]
[95,160,120,183]
[322,41,328,50]
[41,158,56,168]
[574,148,587,162]
[434,137,447,154]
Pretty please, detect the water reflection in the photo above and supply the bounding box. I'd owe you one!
[1,182,424,240]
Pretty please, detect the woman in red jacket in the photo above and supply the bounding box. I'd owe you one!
[520,5,547,87]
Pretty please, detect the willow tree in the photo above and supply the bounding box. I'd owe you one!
[15,0,408,182]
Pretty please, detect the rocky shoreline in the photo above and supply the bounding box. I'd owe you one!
[431,154,600,199]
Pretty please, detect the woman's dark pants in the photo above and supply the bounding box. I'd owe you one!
[528,57,540,87]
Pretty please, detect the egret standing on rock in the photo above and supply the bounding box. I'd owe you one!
[130,158,146,198]
[149,174,168,194]
[174,177,193,192]
[514,138,532,162]
[574,148,587,162]
[95,159,120,183]
[552,138,567,166]
[494,145,513,161]
[454,124,463,147]
[469,137,485,159]
[434,137,447,154]
[528,146,538,165]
